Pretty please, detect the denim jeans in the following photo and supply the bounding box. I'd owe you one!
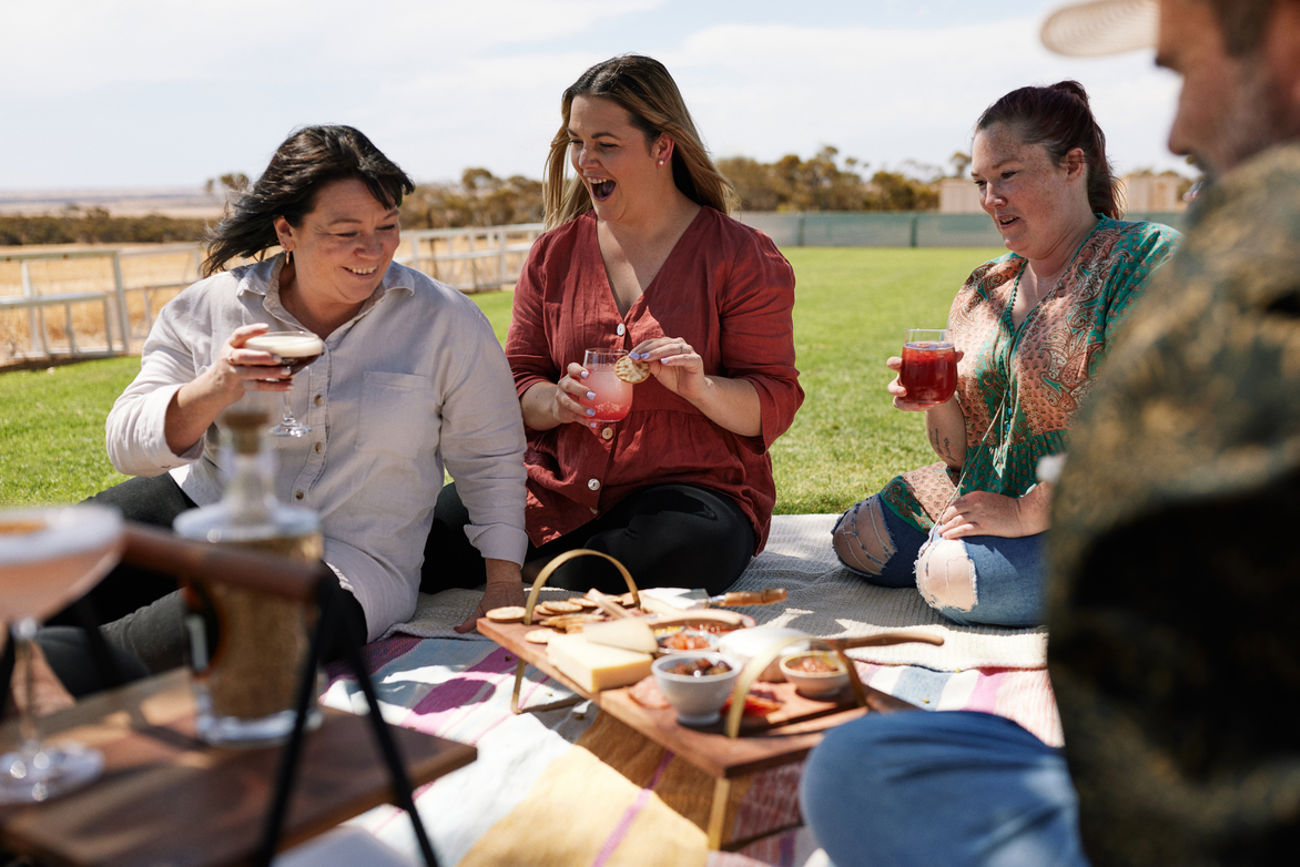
[799,710,1088,867]
[833,498,1046,627]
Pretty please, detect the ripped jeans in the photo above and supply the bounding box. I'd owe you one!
[831,495,1046,628]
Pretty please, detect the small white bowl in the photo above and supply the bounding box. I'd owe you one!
[651,652,741,726]
[779,651,850,699]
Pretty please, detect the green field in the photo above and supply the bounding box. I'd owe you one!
[0,247,1000,513]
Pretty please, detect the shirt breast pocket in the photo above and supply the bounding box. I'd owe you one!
[358,371,436,458]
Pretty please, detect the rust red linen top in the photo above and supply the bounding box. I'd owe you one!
[506,207,803,552]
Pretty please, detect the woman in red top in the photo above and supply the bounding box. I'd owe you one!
[426,54,802,600]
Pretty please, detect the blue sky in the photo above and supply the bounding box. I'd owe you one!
[0,0,1185,191]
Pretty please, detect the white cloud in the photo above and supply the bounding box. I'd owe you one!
[0,0,1190,190]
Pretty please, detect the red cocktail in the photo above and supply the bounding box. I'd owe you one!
[900,329,957,406]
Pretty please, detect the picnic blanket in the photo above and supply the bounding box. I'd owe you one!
[315,514,1060,866]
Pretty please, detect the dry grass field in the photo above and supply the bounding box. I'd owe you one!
[0,228,537,367]
[0,245,199,365]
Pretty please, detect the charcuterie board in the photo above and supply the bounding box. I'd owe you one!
[478,616,915,780]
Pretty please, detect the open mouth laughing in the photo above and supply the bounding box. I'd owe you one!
[589,178,616,201]
[346,265,378,275]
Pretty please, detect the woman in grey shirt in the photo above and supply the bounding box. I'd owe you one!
[65,126,527,671]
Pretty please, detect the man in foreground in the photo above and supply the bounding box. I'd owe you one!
[799,1,1300,862]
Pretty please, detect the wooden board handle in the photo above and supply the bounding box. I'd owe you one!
[715,588,787,607]
[828,631,945,650]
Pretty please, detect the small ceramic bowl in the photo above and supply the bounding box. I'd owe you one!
[779,651,850,699]
[651,652,742,726]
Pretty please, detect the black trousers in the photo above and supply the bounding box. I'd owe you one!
[423,482,756,596]
[49,474,367,675]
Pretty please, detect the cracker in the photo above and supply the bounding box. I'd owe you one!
[614,355,650,383]
[525,629,553,644]
[541,612,604,632]
[485,605,527,623]
[544,599,585,614]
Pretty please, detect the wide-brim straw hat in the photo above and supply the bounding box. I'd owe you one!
[1040,0,1158,56]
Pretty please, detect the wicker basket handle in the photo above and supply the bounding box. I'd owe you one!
[525,548,641,624]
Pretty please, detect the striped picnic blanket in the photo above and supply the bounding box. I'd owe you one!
[320,641,1057,864]
[316,514,1060,865]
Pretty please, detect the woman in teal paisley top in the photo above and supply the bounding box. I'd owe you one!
[832,81,1180,627]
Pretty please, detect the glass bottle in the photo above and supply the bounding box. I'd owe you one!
[173,398,324,746]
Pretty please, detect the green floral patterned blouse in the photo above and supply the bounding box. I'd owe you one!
[880,218,1181,530]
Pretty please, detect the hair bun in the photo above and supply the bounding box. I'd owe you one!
[1050,80,1090,105]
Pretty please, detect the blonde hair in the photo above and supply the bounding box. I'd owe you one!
[543,54,738,229]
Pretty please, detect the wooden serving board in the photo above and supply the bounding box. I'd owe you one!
[479,617,916,780]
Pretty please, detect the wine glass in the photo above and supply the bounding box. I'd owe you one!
[243,330,325,438]
[0,503,124,804]
[581,349,634,427]
[899,328,957,407]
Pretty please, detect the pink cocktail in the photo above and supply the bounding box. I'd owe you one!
[582,349,634,422]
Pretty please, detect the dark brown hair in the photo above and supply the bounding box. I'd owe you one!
[544,54,737,228]
[203,125,414,276]
[976,81,1120,219]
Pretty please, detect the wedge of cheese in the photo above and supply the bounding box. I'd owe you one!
[547,633,653,692]
[581,618,658,654]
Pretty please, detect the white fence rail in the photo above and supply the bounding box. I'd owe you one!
[0,224,542,366]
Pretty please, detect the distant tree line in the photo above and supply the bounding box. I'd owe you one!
[0,208,211,246]
[0,149,959,246]
[721,146,950,212]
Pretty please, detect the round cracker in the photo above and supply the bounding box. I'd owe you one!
[614,355,650,383]
[545,599,585,614]
[525,629,553,644]
[485,605,527,623]
[541,612,603,632]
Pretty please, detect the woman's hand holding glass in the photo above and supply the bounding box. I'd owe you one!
[544,360,611,430]
[209,324,296,399]
[165,324,298,455]
[886,350,965,411]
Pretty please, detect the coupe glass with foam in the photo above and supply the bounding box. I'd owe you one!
[243,330,325,437]
[0,503,124,804]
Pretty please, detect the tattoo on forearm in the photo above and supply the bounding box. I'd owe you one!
[929,426,957,463]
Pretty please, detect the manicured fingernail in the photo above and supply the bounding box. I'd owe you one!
[586,391,595,400]
[580,370,589,379]
[585,408,595,416]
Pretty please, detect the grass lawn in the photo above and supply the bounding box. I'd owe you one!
[0,246,1001,513]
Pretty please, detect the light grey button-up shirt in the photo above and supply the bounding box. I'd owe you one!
[106,257,527,639]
